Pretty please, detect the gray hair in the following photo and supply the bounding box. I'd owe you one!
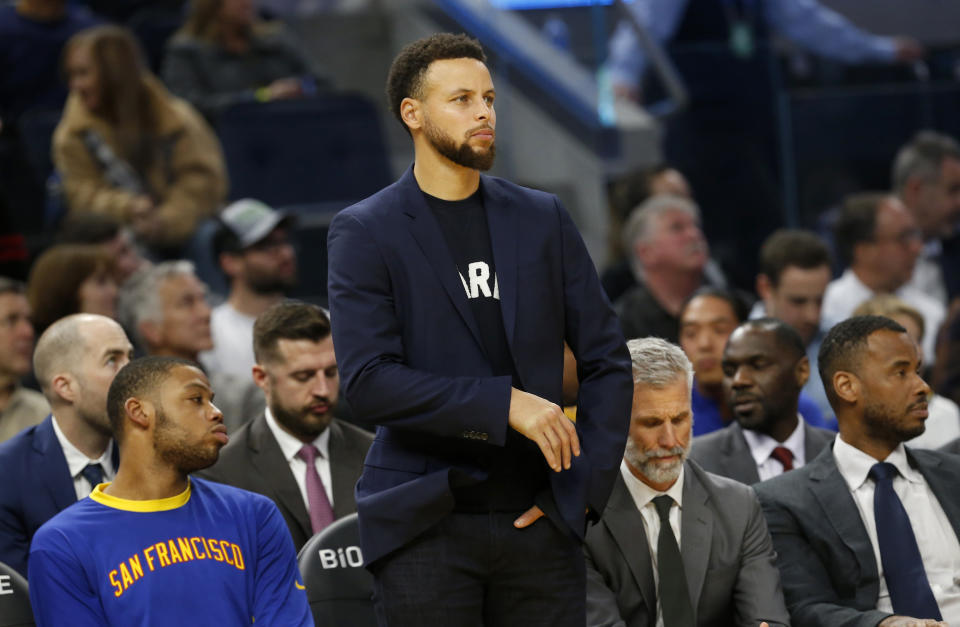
[117,260,197,350]
[626,337,694,390]
[892,130,960,193]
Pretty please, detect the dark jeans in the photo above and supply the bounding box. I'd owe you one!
[371,511,585,627]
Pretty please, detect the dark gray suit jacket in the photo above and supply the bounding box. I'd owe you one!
[941,437,960,456]
[754,444,960,627]
[690,420,835,484]
[584,459,791,627]
[198,414,373,551]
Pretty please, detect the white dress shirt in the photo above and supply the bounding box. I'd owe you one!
[620,460,685,627]
[741,416,816,481]
[821,269,945,366]
[51,415,115,501]
[264,407,333,508]
[833,436,960,621]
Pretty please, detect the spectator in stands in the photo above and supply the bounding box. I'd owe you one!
[55,213,149,283]
[0,278,49,443]
[893,131,960,305]
[756,315,960,626]
[27,243,118,335]
[584,337,790,627]
[162,0,330,117]
[753,229,834,419]
[823,192,944,365]
[117,260,262,431]
[615,194,710,341]
[602,165,694,302]
[28,355,311,626]
[203,199,297,378]
[53,25,227,254]
[199,301,371,551]
[690,318,835,484]
[853,295,960,450]
[0,313,133,577]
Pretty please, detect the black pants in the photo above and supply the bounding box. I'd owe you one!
[372,511,585,627]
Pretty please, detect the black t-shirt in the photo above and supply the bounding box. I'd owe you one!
[423,189,548,512]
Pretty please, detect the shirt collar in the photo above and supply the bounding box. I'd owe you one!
[741,415,806,467]
[50,414,114,479]
[620,458,685,511]
[833,435,922,491]
[264,407,330,463]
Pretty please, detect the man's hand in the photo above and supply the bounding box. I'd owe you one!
[879,616,948,627]
[508,388,580,472]
[266,77,304,101]
[893,36,925,63]
[513,505,545,529]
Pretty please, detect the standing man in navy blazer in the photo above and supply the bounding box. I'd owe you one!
[0,313,133,576]
[326,33,633,626]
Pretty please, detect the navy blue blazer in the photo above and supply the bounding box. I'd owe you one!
[327,167,633,566]
[0,415,75,577]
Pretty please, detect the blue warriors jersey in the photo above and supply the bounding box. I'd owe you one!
[28,477,312,626]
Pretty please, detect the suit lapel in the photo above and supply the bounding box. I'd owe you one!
[247,416,312,539]
[480,176,518,350]
[33,415,78,511]
[680,466,713,614]
[912,449,960,541]
[802,422,833,462]
[399,168,484,349]
[604,475,657,616]
[724,424,762,484]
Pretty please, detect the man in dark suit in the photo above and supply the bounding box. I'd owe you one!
[690,318,834,484]
[586,337,789,627]
[0,313,133,576]
[755,315,960,626]
[326,34,633,625]
[199,301,372,551]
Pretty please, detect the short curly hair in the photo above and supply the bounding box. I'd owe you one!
[385,33,486,133]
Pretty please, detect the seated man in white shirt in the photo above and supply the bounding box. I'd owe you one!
[0,313,134,576]
[755,315,960,627]
[585,337,789,627]
[690,318,835,484]
[198,300,372,551]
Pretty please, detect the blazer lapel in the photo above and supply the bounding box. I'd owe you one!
[680,466,713,615]
[399,167,484,349]
[604,476,658,616]
[480,176,518,350]
[33,416,77,511]
[723,424,762,484]
[248,416,312,539]
[911,449,960,541]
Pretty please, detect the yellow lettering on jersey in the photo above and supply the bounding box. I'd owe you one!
[129,555,144,581]
[177,537,195,561]
[109,570,122,597]
[143,545,156,571]
[294,580,306,590]
[221,540,234,566]
[191,537,206,560]
[231,543,245,570]
[208,540,224,562]
[201,537,213,559]
[155,542,170,567]
[167,540,183,564]
[119,563,134,591]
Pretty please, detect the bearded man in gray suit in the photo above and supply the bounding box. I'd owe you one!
[585,337,790,627]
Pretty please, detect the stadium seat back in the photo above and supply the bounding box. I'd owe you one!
[0,560,35,627]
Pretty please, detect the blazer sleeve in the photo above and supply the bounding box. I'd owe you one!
[327,210,513,445]
[756,486,891,627]
[732,493,791,627]
[556,201,633,516]
[585,540,629,627]
[0,489,29,578]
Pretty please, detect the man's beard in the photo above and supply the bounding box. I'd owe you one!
[424,116,495,171]
[246,267,297,295]
[862,398,926,444]
[271,398,332,442]
[153,406,220,474]
[624,439,687,486]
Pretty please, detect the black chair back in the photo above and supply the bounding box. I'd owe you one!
[0,560,34,627]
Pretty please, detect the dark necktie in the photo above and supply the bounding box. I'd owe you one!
[869,462,942,620]
[297,444,335,534]
[652,495,695,627]
[80,463,104,491]
[770,446,794,472]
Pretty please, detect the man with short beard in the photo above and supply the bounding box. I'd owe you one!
[327,33,632,625]
[199,301,372,551]
[585,337,789,627]
[755,316,960,627]
[27,356,311,626]
[0,313,133,577]
[205,198,298,378]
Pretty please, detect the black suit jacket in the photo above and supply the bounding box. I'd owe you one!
[198,414,373,551]
[690,420,835,484]
[585,460,790,627]
[754,444,960,627]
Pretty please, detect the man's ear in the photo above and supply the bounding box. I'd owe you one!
[252,365,269,393]
[832,371,859,404]
[756,274,773,304]
[51,373,77,404]
[219,252,243,279]
[124,396,153,431]
[400,97,422,132]
[795,355,810,388]
[138,320,161,349]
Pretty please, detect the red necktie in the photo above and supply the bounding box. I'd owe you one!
[770,446,794,471]
[297,444,335,534]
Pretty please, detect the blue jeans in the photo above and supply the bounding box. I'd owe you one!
[371,511,585,627]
